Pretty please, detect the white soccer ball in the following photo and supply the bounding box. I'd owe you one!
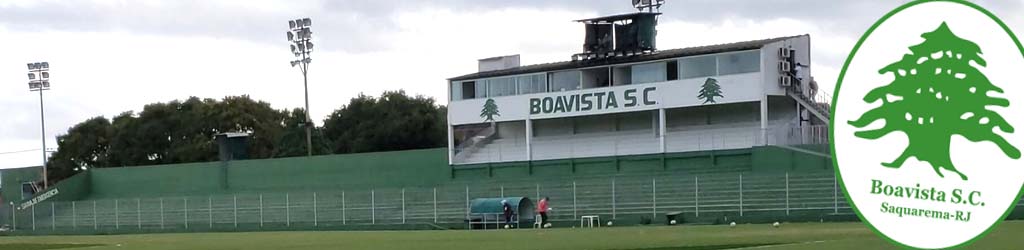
[504,225,510,229]
[606,221,613,226]
[544,223,552,228]
[669,220,677,225]
[729,222,736,227]
[772,222,780,228]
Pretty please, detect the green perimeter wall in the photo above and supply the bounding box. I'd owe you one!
[87,148,448,199]
[1,167,40,203]
[751,145,832,173]
[16,146,831,201]
[0,166,91,203]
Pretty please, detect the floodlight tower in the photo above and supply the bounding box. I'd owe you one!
[632,0,665,13]
[287,18,315,157]
[26,62,51,189]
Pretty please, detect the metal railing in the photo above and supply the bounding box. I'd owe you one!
[0,172,852,233]
[761,125,829,146]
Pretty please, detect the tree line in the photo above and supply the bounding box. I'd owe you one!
[47,90,447,181]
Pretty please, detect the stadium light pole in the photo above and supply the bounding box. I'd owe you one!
[287,18,314,157]
[26,62,51,189]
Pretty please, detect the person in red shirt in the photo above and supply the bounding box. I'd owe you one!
[536,197,550,228]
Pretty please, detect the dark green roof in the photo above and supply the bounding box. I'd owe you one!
[469,197,534,215]
[574,12,661,23]
[449,34,805,82]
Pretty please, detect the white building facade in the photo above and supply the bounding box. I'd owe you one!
[447,33,829,166]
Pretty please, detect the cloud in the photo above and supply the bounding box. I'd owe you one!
[0,0,917,54]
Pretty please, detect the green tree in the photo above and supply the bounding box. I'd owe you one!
[849,22,1020,180]
[322,90,447,154]
[47,117,112,180]
[274,108,332,157]
[208,96,288,160]
[46,91,447,182]
[480,98,500,122]
[697,77,724,104]
[59,96,289,169]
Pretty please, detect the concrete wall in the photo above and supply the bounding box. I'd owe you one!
[532,111,655,138]
[85,148,448,199]
[1,167,40,202]
[226,148,449,192]
[16,144,832,202]
[453,148,766,182]
[496,121,526,139]
[0,166,90,203]
[751,145,832,173]
[0,145,842,236]
[90,161,223,199]
[762,35,812,96]
[48,171,91,202]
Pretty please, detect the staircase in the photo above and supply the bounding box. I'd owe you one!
[789,89,831,125]
[452,125,497,164]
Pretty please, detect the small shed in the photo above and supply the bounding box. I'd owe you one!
[467,197,534,229]
[215,132,250,161]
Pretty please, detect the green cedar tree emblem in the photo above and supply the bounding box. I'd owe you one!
[480,98,500,122]
[697,77,724,104]
[848,22,1021,181]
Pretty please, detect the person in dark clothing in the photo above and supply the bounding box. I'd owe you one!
[502,200,514,228]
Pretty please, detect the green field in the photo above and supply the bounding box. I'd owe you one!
[1,221,1023,250]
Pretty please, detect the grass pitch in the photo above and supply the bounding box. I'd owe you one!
[1,221,1023,250]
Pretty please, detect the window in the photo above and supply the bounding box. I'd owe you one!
[581,67,610,89]
[666,61,678,80]
[460,81,476,100]
[21,182,36,200]
[679,55,717,79]
[451,81,464,100]
[486,77,517,97]
[631,62,666,84]
[550,71,581,92]
[718,50,760,75]
[612,66,632,86]
[475,81,487,98]
[517,74,547,94]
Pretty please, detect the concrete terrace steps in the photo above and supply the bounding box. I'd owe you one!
[456,121,789,165]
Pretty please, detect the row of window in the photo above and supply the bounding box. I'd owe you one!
[452,50,761,101]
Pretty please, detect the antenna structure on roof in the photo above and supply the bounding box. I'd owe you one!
[632,0,665,13]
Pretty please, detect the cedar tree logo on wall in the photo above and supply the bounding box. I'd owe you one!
[697,77,724,104]
[480,98,500,122]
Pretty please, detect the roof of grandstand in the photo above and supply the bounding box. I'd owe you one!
[448,34,806,81]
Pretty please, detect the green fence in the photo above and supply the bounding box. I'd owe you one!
[1,171,857,234]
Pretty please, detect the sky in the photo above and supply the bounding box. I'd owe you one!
[1,0,1022,169]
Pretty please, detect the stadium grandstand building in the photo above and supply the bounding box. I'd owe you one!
[446,12,829,166]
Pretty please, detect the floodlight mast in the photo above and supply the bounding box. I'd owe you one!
[633,0,665,13]
[287,17,315,157]
[27,62,51,189]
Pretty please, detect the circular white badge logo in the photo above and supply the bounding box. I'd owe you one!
[833,0,1024,249]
